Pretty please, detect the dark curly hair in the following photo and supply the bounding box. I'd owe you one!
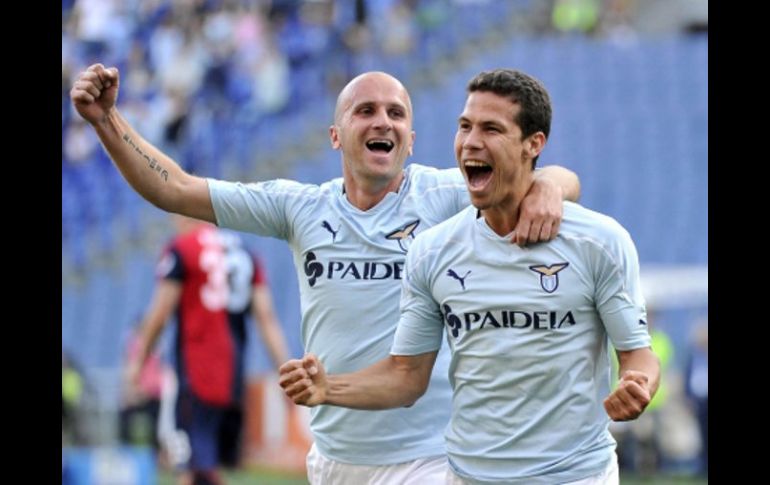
[466,69,551,167]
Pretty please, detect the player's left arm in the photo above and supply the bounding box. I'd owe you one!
[604,347,660,421]
[251,281,290,370]
[513,165,581,246]
[129,280,182,386]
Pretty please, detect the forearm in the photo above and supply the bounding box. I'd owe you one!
[618,347,661,397]
[536,165,581,202]
[325,354,434,410]
[253,287,290,370]
[136,319,164,370]
[260,322,290,371]
[91,109,214,221]
[136,282,180,369]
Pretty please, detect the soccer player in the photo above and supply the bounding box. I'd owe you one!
[70,65,580,483]
[128,215,290,485]
[280,69,659,484]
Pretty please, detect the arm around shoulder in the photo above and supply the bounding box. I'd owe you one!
[535,165,581,202]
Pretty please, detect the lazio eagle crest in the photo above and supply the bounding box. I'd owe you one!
[529,262,570,293]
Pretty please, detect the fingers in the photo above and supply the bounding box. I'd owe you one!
[70,64,119,105]
[303,354,319,376]
[87,63,119,87]
[511,219,531,247]
[71,79,100,102]
[620,370,649,387]
[278,359,307,387]
[284,377,315,403]
[604,377,651,421]
[278,355,325,406]
[536,220,552,243]
[278,362,314,404]
[546,218,560,240]
[511,207,562,246]
[513,177,564,246]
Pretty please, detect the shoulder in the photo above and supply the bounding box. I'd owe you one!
[412,206,474,251]
[559,202,637,259]
[259,178,332,198]
[406,163,464,190]
[561,202,632,242]
[211,177,330,198]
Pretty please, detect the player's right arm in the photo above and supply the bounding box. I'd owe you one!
[279,352,437,409]
[70,63,214,223]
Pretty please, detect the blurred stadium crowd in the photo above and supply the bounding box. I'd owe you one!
[62,0,707,480]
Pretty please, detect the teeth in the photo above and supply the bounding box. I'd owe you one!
[367,139,393,147]
[464,160,489,167]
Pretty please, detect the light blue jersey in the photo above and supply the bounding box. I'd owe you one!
[393,201,651,484]
[208,163,467,464]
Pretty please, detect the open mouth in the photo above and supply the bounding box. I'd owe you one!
[366,139,394,154]
[464,160,493,189]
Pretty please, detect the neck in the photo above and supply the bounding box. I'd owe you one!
[343,170,405,211]
[481,179,534,237]
[481,207,519,237]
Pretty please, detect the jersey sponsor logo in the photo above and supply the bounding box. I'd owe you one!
[303,251,404,287]
[442,303,576,338]
[385,220,420,253]
[446,269,471,290]
[304,251,324,287]
[321,220,340,243]
[529,262,570,293]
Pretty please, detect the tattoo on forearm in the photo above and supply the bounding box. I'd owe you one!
[122,133,169,182]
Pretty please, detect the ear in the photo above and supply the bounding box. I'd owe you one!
[524,132,546,159]
[408,130,415,156]
[330,125,341,150]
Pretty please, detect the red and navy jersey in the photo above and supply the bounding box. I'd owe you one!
[157,224,266,407]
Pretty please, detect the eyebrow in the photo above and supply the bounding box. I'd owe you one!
[457,116,505,129]
[353,101,407,111]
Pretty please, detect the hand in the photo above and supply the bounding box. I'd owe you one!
[511,176,563,246]
[125,360,144,388]
[122,361,143,405]
[604,370,652,421]
[70,63,120,126]
[278,354,327,407]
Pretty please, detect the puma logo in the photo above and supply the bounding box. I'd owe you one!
[321,220,340,243]
[447,269,471,290]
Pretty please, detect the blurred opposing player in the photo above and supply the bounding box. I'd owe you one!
[71,64,580,483]
[280,69,660,484]
[129,214,289,485]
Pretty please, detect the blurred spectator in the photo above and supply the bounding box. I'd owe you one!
[129,215,290,485]
[63,118,100,166]
[552,0,601,34]
[119,319,168,451]
[684,318,708,477]
[379,0,417,56]
[595,0,639,44]
[62,350,85,446]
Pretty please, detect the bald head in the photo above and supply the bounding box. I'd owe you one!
[334,71,413,124]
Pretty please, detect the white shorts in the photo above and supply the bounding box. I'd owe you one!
[306,443,447,485]
[445,453,619,485]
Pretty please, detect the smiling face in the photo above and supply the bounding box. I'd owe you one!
[330,72,415,190]
[455,90,544,213]
[455,69,551,223]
